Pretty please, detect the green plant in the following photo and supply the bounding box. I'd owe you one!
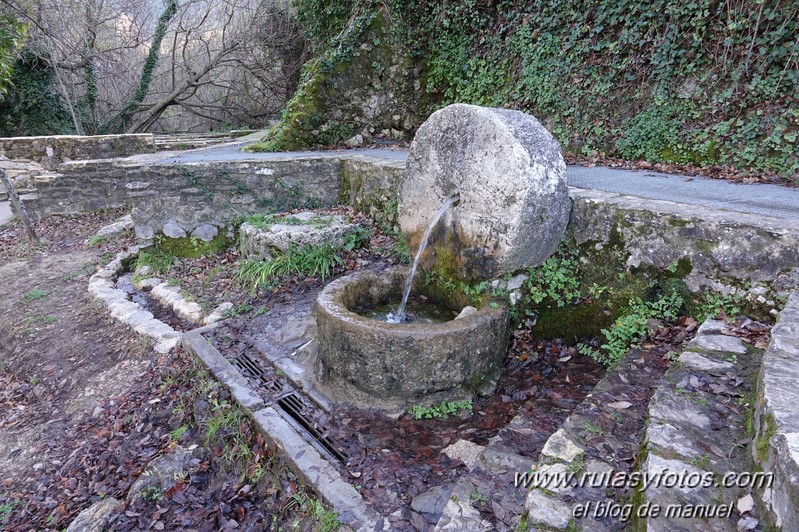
[221,303,253,318]
[283,492,340,531]
[173,400,187,416]
[697,291,741,322]
[139,485,163,502]
[343,226,372,251]
[689,454,711,469]
[24,288,50,302]
[526,247,582,308]
[470,489,489,504]
[22,313,58,330]
[583,421,604,436]
[568,455,586,475]
[580,290,684,367]
[85,235,105,248]
[136,248,175,274]
[170,425,189,442]
[237,243,343,293]
[204,400,246,444]
[0,499,17,521]
[409,399,472,420]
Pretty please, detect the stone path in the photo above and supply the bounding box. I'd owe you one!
[638,320,762,531]
[0,201,12,225]
[521,320,765,531]
[142,142,799,220]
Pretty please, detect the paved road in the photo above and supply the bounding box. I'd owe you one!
[155,141,799,220]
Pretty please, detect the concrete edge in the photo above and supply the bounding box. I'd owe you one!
[567,187,799,232]
[753,291,799,530]
[87,245,180,354]
[181,329,382,530]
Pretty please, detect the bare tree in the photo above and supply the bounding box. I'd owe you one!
[124,0,306,133]
[4,0,307,134]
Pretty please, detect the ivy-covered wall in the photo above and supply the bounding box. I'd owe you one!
[0,53,74,137]
[249,3,421,151]
[261,0,798,180]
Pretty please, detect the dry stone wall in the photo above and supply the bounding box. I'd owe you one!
[20,156,343,240]
[0,134,155,170]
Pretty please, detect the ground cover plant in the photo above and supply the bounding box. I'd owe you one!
[260,0,798,184]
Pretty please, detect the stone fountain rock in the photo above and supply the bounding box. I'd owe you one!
[398,103,571,280]
[314,104,569,410]
[315,267,509,411]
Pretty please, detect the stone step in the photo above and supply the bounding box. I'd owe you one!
[521,346,671,532]
[638,319,764,532]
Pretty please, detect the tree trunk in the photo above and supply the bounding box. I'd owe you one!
[0,169,39,245]
[125,44,239,133]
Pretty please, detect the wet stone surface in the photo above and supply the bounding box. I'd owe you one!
[206,289,607,530]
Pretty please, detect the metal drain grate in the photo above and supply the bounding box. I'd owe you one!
[226,346,347,464]
[277,391,347,463]
[228,351,283,394]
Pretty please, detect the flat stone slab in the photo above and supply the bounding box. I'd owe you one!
[66,497,120,532]
[679,351,735,372]
[540,429,584,462]
[239,212,358,260]
[0,201,12,226]
[685,334,747,356]
[526,489,573,529]
[441,439,485,470]
[648,386,712,431]
[94,214,133,238]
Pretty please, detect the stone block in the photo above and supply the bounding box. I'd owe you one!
[399,104,571,280]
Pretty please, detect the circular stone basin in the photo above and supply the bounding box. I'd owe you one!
[314,266,509,409]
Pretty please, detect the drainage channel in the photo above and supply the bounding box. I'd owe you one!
[225,342,347,464]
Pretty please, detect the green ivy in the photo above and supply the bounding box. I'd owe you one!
[0,11,27,99]
[283,0,799,179]
[0,52,74,136]
[525,245,582,308]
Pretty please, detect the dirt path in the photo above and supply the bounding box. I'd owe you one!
[0,212,147,483]
[0,212,335,531]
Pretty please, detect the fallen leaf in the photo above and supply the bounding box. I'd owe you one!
[737,493,754,514]
[607,401,632,410]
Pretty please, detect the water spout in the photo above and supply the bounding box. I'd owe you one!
[388,194,459,323]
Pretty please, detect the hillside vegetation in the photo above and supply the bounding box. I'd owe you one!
[258,0,798,181]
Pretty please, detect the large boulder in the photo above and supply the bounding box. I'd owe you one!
[398,104,571,280]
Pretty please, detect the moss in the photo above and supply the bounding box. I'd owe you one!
[247,7,390,152]
[667,217,693,228]
[339,164,354,205]
[755,412,777,464]
[534,301,612,342]
[155,233,229,258]
[430,244,459,282]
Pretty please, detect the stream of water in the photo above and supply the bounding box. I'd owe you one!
[388,194,458,323]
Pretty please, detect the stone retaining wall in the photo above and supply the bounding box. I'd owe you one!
[0,134,155,169]
[21,156,344,239]
[127,158,342,240]
[339,162,799,301]
[16,153,799,303]
[752,291,799,530]
[569,188,799,305]
[341,155,405,229]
